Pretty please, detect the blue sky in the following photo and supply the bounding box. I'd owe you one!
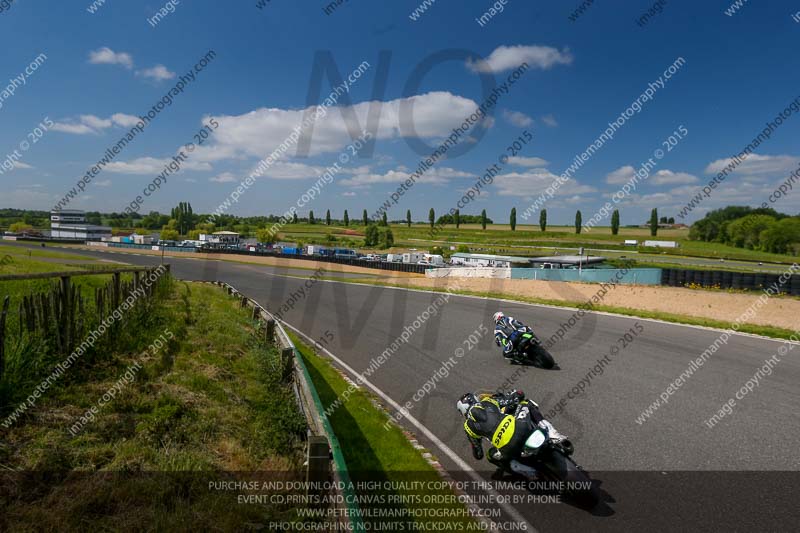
[1,0,799,224]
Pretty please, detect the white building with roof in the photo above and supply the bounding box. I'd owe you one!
[450,252,532,268]
[200,231,240,245]
[50,210,111,241]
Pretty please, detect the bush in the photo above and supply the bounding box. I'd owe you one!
[760,217,800,255]
[378,228,394,249]
[9,222,34,233]
[689,206,783,242]
[364,224,379,246]
[160,229,179,241]
[726,214,776,249]
[255,228,277,244]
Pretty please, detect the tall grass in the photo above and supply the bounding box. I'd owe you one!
[1,282,307,530]
[0,261,172,422]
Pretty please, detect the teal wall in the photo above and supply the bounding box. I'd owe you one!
[510,268,662,285]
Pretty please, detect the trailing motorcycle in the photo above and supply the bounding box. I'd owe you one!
[460,393,599,509]
[513,331,555,369]
[513,419,599,508]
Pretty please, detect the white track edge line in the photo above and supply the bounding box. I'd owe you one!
[280,320,536,532]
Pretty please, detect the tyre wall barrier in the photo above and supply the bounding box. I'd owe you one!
[660,268,800,295]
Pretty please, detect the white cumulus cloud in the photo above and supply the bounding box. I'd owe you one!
[541,114,558,127]
[105,156,211,174]
[51,113,141,135]
[605,166,636,185]
[502,109,533,127]
[88,47,133,69]
[209,172,237,183]
[467,45,573,73]
[705,153,800,177]
[494,168,596,197]
[339,167,473,187]
[649,170,699,186]
[507,156,548,168]
[199,91,483,160]
[137,64,176,81]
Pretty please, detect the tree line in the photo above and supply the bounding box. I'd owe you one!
[3,205,676,238]
[689,206,800,255]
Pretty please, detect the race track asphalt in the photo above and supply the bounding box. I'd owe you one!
[15,246,799,532]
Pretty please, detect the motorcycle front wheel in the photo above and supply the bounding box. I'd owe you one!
[542,451,599,509]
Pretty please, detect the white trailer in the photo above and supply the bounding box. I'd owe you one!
[644,240,679,248]
[420,254,445,266]
[402,252,423,264]
[306,245,327,255]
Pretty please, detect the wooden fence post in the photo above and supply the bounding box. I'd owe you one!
[60,276,71,352]
[306,436,331,499]
[240,296,247,308]
[266,319,275,344]
[281,347,294,382]
[112,272,121,308]
[0,295,9,381]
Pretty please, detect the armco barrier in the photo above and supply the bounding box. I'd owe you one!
[204,281,365,532]
[660,268,800,295]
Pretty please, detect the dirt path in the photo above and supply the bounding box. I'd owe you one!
[402,277,800,331]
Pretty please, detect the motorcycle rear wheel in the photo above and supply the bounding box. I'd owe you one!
[525,344,555,369]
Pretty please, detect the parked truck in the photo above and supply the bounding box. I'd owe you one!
[334,248,357,259]
[306,245,328,256]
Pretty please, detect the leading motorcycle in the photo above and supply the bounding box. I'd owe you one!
[514,331,556,369]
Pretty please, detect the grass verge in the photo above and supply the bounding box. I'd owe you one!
[287,330,481,531]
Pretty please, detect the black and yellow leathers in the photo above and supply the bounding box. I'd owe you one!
[463,391,544,466]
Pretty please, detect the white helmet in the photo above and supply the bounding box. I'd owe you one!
[493,311,505,324]
[456,393,478,417]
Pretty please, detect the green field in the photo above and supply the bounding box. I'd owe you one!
[275,222,798,267]
[0,243,99,262]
